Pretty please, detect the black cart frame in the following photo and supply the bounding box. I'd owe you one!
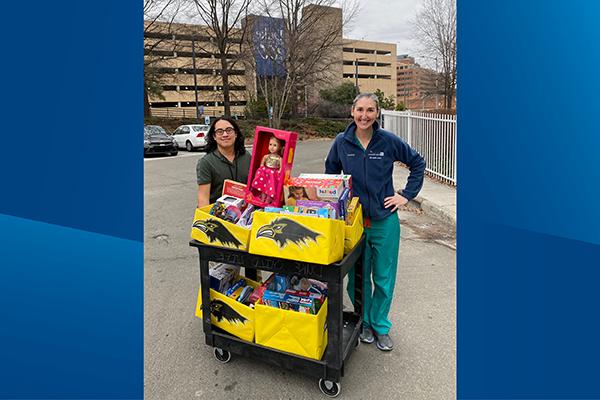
[190,236,365,394]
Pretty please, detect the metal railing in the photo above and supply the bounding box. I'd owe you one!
[382,110,457,185]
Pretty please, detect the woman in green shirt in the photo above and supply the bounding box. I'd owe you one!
[196,117,251,207]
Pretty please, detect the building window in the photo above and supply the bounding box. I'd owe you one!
[172,33,212,42]
[151,102,178,108]
[176,51,213,59]
[144,32,172,40]
[145,49,174,57]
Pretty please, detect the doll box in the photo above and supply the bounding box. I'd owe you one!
[248,210,345,265]
[284,177,345,206]
[245,126,298,208]
[195,277,261,342]
[190,205,251,251]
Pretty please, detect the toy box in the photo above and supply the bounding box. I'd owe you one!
[299,173,352,192]
[222,179,247,198]
[344,203,364,254]
[209,263,240,292]
[190,205,251,251]
[245,126,298,208]
[249,210,345,265]
[195,277,262,342]
[295,200,339,219]
[255,298,328,360]
[284,177,345,206]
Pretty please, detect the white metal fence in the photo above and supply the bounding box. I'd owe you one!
[381,110,457,185]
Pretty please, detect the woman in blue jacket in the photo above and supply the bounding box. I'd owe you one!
[325,93,426,351]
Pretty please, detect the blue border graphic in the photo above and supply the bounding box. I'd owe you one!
[0,0,143,398]
[459,0,600,398]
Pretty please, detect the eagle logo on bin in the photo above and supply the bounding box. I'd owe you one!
[255,217,321,248]
[210,299,248,325]
[192,218,243,248]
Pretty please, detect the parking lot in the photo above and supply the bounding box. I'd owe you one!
[144,139,456,399]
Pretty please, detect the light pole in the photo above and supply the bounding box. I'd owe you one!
[192,37,200,123]
[354,57,365,94]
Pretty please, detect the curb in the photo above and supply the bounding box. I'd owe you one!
[407,196,456,229]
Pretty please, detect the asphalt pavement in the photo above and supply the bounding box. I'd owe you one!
[144,139,456,399]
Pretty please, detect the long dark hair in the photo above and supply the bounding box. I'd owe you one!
[205,117,246,157]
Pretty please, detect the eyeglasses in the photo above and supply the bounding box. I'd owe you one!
[214,127,235,136]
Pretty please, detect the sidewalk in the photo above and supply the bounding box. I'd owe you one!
[393,164,456,228]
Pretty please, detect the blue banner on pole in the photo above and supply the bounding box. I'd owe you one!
[252,16,286,77]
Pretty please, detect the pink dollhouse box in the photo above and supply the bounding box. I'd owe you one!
[245,126,298,208]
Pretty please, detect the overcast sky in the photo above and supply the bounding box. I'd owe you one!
[341,0,425,62]
[169,0,429,66]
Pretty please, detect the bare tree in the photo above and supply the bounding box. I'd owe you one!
[144,0,186,117]
[249,0,358,128]
[187,0,252,117]
[414,0,456,109]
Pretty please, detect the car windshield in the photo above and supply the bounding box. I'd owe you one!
[191,125,209,132]
[145,126,168,136]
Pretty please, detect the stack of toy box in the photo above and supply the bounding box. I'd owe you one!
[254,274,329,360]
[190,180,255,251]
[196,263,261,342]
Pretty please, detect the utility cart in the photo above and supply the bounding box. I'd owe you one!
[190,236,365,398]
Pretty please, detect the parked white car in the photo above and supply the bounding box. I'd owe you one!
[172,124,210,151]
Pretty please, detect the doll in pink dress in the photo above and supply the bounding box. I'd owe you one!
[251,137,283,204]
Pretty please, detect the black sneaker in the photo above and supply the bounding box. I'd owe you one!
[376,334,394,351]
[360,326,375,343]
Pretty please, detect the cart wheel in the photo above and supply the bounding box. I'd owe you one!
[318,379,341,398]
[213,347,231,363]
[355,336,360,348]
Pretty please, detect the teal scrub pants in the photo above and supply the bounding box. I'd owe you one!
[347,212,401,335]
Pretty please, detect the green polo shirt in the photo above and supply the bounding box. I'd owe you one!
[196,150,252,204]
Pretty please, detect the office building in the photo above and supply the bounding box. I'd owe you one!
[343,39,397,100]
[144,9,398,117]
[396,54,441,110]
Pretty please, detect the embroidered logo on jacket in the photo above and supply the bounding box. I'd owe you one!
[368,151,384,159]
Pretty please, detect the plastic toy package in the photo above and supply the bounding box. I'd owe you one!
[209,194,246,224]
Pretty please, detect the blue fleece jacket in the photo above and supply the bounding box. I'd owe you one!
[325,121,426,221]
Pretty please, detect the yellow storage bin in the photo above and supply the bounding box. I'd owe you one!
[190,205,251,251]
[344,203,364,254]
[255,298,328,360]
[195,277,261,342]
[249,211,344,264]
